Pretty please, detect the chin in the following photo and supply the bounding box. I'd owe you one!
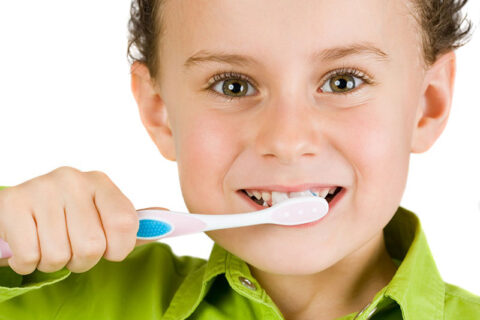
[208,228,346,275]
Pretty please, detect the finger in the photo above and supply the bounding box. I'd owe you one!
[1,209,40,275]
[88,171,139,262]
[34,201,71,273]
[135,207,170,247]
[64,192,107,273]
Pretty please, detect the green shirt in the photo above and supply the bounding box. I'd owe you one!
[0,185,479,319]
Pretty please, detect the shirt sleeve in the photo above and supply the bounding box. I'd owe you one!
[0,266,71,302]
[0,243,207,319]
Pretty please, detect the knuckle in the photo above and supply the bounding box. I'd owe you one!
[112,213,139,234]
[66,260,96,274]
[67,265,89,274]
[105,252,128,262]
[17,251,40,266]
[42,251,71,268]
[48,167,91,194]
[86,170,108,181]
[53,166,81,175]
[51,166,82,181]
[104,245,132,262]
[12,264,36,275]
[76,237,106,259]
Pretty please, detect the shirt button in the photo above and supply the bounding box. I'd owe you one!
[238,276,257,291]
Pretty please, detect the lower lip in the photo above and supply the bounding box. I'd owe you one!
[238,187,346,228]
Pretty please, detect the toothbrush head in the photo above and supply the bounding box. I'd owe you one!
[269,196,329,226]
[137,219,174,239]
[136,208,208,240]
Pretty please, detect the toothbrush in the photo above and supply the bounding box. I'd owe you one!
[0,196,328,259]
[136,196,329,240]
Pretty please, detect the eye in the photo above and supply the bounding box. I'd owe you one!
[207,71,257,101]
[319,67,373,95]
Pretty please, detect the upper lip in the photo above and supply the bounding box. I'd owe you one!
[240,183,341,193]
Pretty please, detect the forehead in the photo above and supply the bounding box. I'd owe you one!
[161,0,419,70]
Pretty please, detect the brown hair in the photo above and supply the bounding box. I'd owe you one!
[127,0,475,82]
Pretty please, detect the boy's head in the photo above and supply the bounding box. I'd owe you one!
[128,0,473,275]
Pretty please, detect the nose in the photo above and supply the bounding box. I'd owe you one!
[255,97,321,165]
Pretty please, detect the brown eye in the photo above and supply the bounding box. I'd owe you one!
[209,72,257,100]
[222,79,248,97]
[330,75,355,92]
[320,70,367,95]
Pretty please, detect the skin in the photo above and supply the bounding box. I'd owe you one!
[130,0,456,319]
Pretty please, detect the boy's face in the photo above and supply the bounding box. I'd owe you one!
[134,0,454,274]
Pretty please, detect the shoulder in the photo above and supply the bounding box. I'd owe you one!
[444,282,480,317]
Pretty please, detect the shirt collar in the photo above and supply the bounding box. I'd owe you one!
[164,206,445,320]
[381,206,445,320]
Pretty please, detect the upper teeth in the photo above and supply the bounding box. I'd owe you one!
[245,187,338,206]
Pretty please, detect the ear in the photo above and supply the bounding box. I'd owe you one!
[130,61,176,161]
[411,51,456,153]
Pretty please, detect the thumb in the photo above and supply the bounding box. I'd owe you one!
[135,206,170,247]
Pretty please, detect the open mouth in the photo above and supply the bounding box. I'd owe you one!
[239,186,343,209]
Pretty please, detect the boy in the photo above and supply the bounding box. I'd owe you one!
[0,0,478,319]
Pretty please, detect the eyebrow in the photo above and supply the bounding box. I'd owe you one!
[183,42,390,70]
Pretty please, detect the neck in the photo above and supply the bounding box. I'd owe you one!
[249,232,398,320]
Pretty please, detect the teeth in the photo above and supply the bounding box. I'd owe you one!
[271,191,289,205]
[261,191,271,201]
[245,187,339,207]
[272,190,320,206]
[318,189,329,198]
[289,190,314,198]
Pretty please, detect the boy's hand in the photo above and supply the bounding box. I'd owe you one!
[0,166,164,275]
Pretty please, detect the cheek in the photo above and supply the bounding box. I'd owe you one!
[338,104,411,213]
[176,114,238,213]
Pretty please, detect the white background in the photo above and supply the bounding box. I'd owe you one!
[0,1,479,294]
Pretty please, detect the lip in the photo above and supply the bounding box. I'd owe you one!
[237,186,345,228]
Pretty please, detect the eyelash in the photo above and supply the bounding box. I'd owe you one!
[206,67,375,101]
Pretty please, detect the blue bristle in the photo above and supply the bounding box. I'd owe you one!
[137,219,172,238]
